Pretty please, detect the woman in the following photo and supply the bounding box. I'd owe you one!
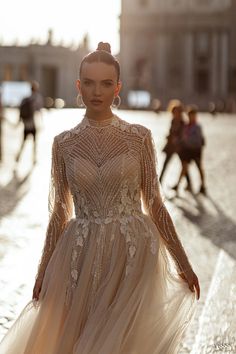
[172,105,206,195]
[0,42,200,354]
[159,100,192,191]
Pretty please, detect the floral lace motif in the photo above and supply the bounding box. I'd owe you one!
[69,176,158,291]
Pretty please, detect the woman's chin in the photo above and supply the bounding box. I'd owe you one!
[87,105,110,114]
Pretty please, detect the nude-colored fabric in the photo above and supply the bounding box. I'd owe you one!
[0,115,197,354]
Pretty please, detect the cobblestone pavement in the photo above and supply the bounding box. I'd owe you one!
[0,108,236,353]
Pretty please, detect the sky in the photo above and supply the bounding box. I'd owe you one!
[0,0,121,54]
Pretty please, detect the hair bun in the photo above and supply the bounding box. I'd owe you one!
[96,42,111,53]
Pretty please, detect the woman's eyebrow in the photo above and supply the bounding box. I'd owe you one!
[102,79,114,82]
[82,78,114,83]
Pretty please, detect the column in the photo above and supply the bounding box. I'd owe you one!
[220,31,229,96]
[155,33,167,95]
[184,32,194,95]
[211,33,218,96]
[120,33,134,105]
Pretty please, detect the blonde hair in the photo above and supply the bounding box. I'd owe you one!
[167,99,183,113]
[186,104,198,115]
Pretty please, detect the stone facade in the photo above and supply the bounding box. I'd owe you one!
[120,0,236,111]
[0,35,88,107]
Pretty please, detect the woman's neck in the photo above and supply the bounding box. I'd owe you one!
[85,108,113,121]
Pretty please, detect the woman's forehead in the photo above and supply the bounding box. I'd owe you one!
[81,62,117,80]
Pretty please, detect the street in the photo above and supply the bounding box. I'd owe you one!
[0,108,236,353]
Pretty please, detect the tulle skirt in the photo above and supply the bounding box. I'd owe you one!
[0,216,196,354]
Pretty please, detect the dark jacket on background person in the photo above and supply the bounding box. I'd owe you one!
[163,118,186,155]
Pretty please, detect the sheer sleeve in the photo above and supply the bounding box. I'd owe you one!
[36,137,73,281]
[141,129,193,274]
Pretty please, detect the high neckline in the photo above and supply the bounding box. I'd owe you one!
[83,114,116,127]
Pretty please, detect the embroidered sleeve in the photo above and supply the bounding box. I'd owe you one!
[141,129,193,274]
[36,137,73,281]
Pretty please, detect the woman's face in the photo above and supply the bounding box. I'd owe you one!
[172,106,183,119]
[77,62,121,113]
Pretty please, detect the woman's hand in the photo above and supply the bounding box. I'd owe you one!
[32,276,43,301]
[179,269,200,300]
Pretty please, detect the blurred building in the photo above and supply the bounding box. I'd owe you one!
[0,31,88,107]
[120,0,236,111]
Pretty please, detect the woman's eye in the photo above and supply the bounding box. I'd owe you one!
[103,82,113,87]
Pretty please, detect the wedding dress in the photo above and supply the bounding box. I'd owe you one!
[0,115,196,354]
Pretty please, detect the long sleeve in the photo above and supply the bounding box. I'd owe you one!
[141,130,193,274]
[36,137,73,281]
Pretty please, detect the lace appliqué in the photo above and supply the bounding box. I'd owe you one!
[118,177,157,276]
[67,176,158,298]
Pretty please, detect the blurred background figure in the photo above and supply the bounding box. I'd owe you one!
[208,101,217,116]
[172,105,206,195]
[151,98,162,113]
[30,81,44,112]
[159,99,192,190]
[15,81,44,166]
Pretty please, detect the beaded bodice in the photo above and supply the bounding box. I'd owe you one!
[36,115,193,282]
[65,116,142,220]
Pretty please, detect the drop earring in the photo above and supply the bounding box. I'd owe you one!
[76,94,85,108]
[111,95,121,109]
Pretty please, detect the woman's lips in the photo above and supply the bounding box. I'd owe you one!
[91,99,103,105]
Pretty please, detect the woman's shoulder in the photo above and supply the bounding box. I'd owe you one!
[53,126,80,149]
[54,130,72,143]
[115,115,150,139]
[54,118,87,143]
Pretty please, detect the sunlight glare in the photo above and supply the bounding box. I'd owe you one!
[0,0,121,53]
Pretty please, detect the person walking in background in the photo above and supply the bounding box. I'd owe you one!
[0,42,199,354]
[159,99,192,191]
[172,105,206,195]
[15,80,43,165]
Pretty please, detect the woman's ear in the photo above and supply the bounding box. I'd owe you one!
[76,79,81,92]
[114,81,122,97]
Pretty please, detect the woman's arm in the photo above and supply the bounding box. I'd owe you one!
[33,137,73,300]
[141,130,200,299]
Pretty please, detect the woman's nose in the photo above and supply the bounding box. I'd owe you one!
[94,84,101,96]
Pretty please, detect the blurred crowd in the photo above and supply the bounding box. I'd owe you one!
[159,99,206,196]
